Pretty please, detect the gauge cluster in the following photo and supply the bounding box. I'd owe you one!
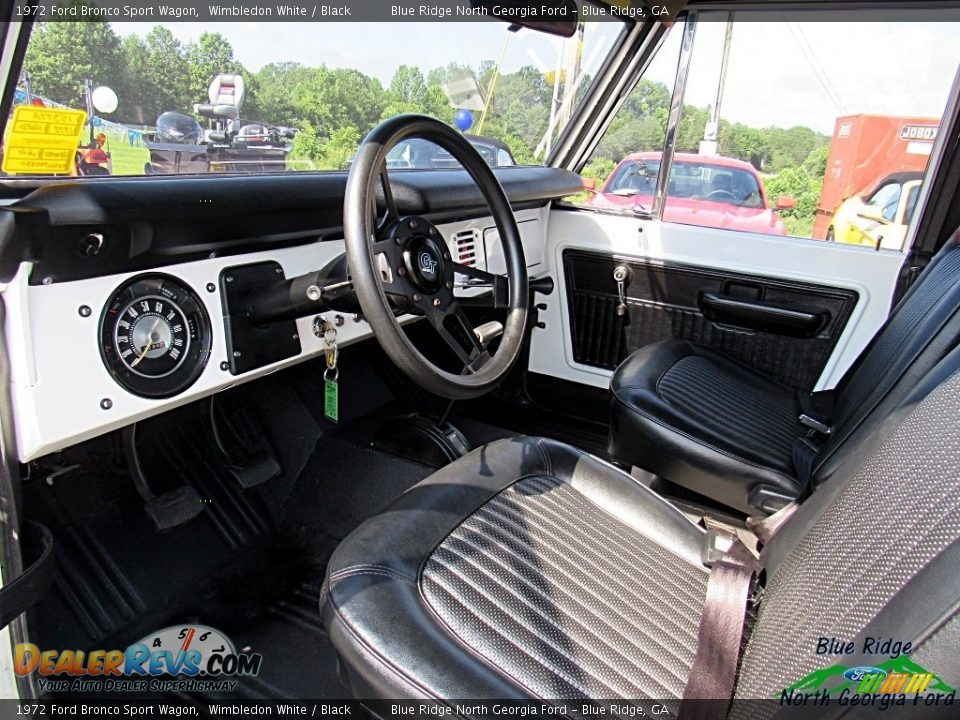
[99,275,212,398]
[4,208,547,462]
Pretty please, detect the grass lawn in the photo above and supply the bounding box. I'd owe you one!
[105,138,150,176]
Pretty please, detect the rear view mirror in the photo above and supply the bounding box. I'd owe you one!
[582,177,597,192]
[472,0,579,37]
[774,196,797,211]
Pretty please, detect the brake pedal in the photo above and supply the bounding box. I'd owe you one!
[209,401,281,489]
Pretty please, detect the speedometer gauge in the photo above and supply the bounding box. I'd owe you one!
[99,275,212,398]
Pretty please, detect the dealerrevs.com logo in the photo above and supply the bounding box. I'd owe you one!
[15,624,262,694]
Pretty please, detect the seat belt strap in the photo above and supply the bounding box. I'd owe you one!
[679,535,760,720]
[680,504,800,719]
[746,501,799,546]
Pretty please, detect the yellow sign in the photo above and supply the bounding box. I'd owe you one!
[2,106,87,175]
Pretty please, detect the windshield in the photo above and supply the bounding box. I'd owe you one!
[5,18,621,178]
[606,159,765,208]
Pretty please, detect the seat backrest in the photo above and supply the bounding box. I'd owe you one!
[207,73,245,110]
[818,232,960,477]
[734,359,960,704]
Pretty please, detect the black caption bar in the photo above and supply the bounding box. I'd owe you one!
[0,698,829,720]
[12,0,671,23]
[1,698,953,720]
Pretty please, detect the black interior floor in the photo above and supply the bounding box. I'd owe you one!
[22,349,521,701]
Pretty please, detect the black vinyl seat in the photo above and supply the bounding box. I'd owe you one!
[323,437,710,701]
[609,232,960,514]
[322,365,960,708]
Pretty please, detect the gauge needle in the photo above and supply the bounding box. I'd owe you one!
[131,320,161,368]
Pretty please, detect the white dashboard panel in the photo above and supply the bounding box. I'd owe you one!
[5,209,544,461]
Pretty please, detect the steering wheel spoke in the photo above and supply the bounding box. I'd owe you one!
[370,237,415,295]
[453,262,509,308]
[426,300,488,372]
[375,166,401,234]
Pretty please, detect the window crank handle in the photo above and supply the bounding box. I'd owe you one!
[613,265,629,317]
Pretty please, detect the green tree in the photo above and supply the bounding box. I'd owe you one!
[762,145,831,237]
[762,126,828,173]
[719,122,769,169]
[294,66,385,139]
[675,104,711,153]
[481,65,551,155]
[254,62,314,126]
[22,20,124,111]
[380,65,450,122]
[802,144,830,177]
[121,26,190,124]
[320,125,362,170]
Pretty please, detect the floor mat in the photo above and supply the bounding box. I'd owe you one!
[170,580,343,701]
[23,391,438,700]
[283,435,434,542]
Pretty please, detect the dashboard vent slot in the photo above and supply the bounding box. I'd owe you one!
[452,229,480,267]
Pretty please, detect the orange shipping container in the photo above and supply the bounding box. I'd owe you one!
[813,114,939,240]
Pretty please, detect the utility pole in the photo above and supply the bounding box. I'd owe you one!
[477,31,511,136]
[20,71,32,103]
[701,13,734,156]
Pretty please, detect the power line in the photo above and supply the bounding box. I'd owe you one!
[787,21,847,117]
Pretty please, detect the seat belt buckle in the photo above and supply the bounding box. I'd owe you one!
[702,530,734,566]
[799,413,832,436]
[700,516,738,567]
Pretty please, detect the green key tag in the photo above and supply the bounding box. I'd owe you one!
[324,375,339,423]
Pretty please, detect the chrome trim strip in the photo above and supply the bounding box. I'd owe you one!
[653,12,698,218]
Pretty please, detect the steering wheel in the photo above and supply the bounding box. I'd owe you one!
[705,189,738,203]
[344,115,528,400]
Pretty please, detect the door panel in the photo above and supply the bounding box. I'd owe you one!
[529,210,907,392]
[563,249,857,390]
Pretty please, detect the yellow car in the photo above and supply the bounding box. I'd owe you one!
[827,171,923,250]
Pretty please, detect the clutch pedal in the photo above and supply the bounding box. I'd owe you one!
[122,425,204,532]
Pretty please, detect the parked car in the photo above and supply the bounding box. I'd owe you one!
[589,151,795,235]
[387,134,516,169]
[826,171,924,250]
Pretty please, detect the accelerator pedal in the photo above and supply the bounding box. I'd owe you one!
[122,425,204,532]
[209,401,281,490]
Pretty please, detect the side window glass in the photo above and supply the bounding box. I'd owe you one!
[667,12,960,248]
[579,12,960,252]
[878,185,903,223]
[904,183,922,226]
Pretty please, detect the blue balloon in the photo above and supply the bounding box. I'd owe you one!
[454,109,473,132]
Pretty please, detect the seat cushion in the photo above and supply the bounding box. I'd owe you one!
[609,340,805,514]
[322,436,709,704]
